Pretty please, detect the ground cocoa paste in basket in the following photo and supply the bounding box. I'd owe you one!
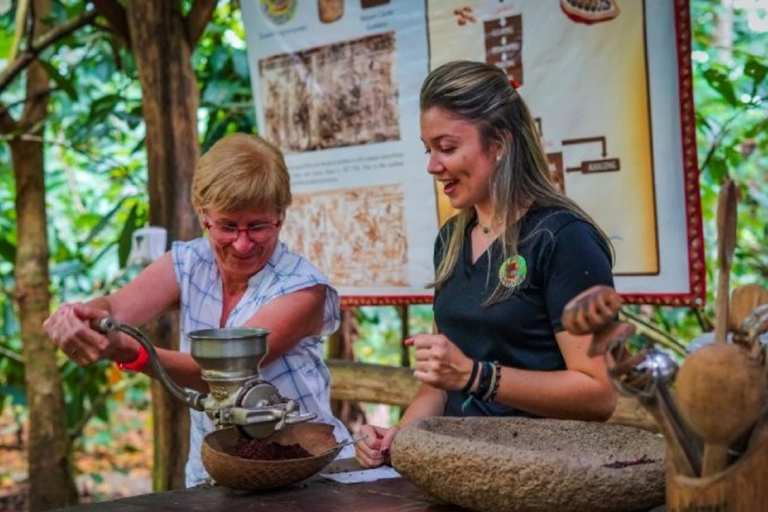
[232,437,312,461]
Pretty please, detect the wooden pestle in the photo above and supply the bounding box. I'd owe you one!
[714,179,738,345]
[561,285,622,336]
[678,178,745,477]
[675,343,765,477]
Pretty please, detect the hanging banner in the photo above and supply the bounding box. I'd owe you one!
[241,0,704,307]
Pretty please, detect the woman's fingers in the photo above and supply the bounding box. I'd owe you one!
[379,425,400,458]
[355,425,387,468]
[45,302,114,366]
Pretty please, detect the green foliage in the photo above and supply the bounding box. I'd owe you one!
[0,3,148,443]
[660,0,768,342]
[194,4,257,151]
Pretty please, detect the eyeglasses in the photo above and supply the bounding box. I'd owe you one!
[203,217,281,244]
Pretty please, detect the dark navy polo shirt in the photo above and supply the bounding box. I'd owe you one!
[433,206,614,417]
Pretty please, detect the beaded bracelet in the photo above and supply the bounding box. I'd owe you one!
[473,361,493,400]
[461,360,479,394]
[487,361,502,402]
[481,361,497,402]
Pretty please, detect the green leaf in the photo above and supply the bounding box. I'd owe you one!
[703,68,739,106]
[83,196,128,245]
[117,203,139,268]
[708,155,728,183]
[0,238,16,264]
[0,24,13,59]
[50,260,85,278]
[94,400,110,422]
[202,114,232,151]
[209,47,228,74]
[202,80,238,105]
[130,137,145,155]
[88,94,121,125]
[38,60,79,102]
[232,50,250,80]
[93,59,113,83]
[744,59,768,88]
[0,385,27,407]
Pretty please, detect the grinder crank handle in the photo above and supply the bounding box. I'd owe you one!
[275,400,317,431]
[91,317,206,412]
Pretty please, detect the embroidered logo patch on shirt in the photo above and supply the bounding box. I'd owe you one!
[498,255,527,288]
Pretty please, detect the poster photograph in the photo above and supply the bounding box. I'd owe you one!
[242,0,703,306]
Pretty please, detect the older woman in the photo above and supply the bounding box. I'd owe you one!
[356,61,617,468]
[44,133,352,486]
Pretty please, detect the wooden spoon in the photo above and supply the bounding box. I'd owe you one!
[714,180,739,345]
[675,343,765,477]
[729,285,768,347]
[588,321,635,357]
[561,285,622,336]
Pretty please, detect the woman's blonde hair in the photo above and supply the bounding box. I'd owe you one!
[421,60,612,304]
[192,133,292,215]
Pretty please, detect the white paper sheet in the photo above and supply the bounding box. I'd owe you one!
[320,466,401,485]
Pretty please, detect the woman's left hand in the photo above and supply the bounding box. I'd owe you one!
[405,333,473,391]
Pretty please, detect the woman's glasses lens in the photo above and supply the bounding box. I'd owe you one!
[207,221,279,244]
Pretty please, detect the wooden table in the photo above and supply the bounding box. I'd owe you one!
[54,476,465,512]
[52,458,668,512]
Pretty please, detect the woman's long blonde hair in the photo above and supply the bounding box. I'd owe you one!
[421,61,612,304]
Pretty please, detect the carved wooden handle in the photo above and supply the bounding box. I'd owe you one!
[561,285,623,336]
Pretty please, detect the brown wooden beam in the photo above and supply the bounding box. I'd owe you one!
[327,360,658,432]
[327,360,417,407]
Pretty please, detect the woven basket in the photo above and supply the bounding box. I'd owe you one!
[201,422,343,490]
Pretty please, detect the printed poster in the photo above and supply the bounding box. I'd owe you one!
[241,0,704,306]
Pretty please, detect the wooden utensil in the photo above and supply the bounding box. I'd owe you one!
[675,343,765,477]
[609,347,702,477]
[588,321,635,357]
[714,180,739,345]
[561,285,622,336]
[743,303,768,359]
[729,285,768,347]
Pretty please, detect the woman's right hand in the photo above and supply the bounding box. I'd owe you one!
[43,302,121,366]
[355,424,401,469]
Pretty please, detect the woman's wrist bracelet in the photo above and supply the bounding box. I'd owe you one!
[461,360,479,394]
[473,361,493,400]
[116,345,149,373]
[487,361,502,402]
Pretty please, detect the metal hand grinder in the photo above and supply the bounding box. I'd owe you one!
[93,317,316,439]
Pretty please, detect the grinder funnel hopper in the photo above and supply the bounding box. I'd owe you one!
[188,328,270,412]
[188,328,268,380]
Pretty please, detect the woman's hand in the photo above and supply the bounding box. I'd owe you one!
[405,333,474,391]
[43,302,125,366]
[355,424,400,469]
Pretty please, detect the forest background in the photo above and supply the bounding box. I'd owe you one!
[0,0,767,511]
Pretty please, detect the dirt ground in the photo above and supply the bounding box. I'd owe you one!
[0,405,153,512]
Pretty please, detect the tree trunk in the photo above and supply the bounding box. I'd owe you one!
[11,131,77,511]
[124,0,201,491]
[10,47,77,512]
